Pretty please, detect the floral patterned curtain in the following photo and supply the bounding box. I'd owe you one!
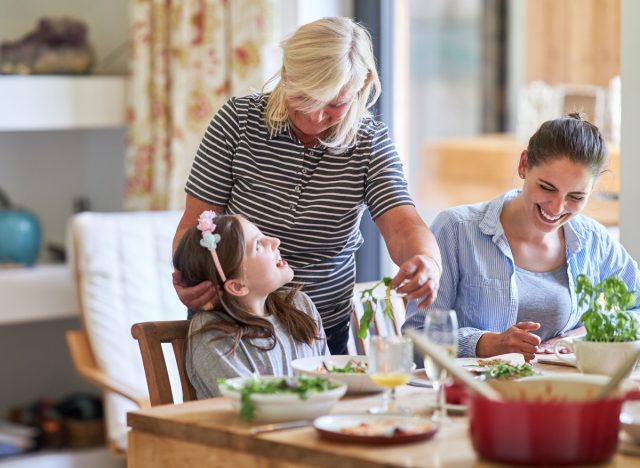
[125,0,269,210]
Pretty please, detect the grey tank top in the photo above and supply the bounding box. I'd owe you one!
[515,264,572,341]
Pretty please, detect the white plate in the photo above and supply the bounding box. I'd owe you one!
[456,353,526,372]
[313,414,438,445]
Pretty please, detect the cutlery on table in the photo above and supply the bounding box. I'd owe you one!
[250,420,312,435]
[536,358,577,368]
[407,379,434,389]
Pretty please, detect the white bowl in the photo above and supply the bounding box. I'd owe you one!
[621,401,640,443]
[220,375,347,423]
[291,355,383,394]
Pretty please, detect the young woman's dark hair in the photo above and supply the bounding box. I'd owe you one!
[527,112,608,177]
[173,214,320,354]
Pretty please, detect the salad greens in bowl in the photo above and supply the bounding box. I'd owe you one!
[219,375,347,422]
[292,355,378,394]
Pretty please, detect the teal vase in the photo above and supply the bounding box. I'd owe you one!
[0,189,41,265]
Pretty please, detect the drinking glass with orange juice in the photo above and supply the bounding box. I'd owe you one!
[368,336,414,414]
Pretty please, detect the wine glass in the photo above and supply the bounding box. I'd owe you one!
[368,336,414,414]
[423,309,458,423]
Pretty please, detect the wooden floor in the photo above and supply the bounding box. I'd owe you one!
[0,447,124,468]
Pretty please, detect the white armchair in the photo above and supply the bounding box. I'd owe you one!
[65,210,186,454]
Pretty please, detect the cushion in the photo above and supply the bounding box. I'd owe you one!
[70,210,185,450]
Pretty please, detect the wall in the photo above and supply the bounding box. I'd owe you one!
[620,0,640,260]
[0,0,129,74]
[525,0,619,86]
[0,0,352,427]
[0,0,128,257]
[280,0,353,38]
[506,0,525,133]
[0,318,96,420]
[0,0,128,423]
[0,129,126,258]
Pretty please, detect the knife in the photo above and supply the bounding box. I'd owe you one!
[536,358,577,368]
[407,379,434,389]
[250,419,313,435]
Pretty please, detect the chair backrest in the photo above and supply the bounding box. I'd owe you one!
[67,210,186,451]
[347,281,407,356]
[131,320,197,406]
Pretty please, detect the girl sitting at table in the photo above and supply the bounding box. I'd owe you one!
[173,210,329,398]
[403,113,640,361]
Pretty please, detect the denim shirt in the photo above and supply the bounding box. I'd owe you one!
[402,190,640,357]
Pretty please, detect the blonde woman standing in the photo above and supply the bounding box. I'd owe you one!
[172,17,441,354]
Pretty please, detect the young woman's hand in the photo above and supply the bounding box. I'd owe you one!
[476,322,541,362]
[172,270,218,311]
[391,254,441,308]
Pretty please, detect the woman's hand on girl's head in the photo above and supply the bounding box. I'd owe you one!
[391,254,441,308]
[476,322,542,362]
[172,270,219,310]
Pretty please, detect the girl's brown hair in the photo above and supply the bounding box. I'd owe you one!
[173,214,321,354]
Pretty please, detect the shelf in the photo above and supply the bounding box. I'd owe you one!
[0,264,78,325]
[0,76,127,131]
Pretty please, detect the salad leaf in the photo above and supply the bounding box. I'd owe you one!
[218,376,339,421]
[330,359,367,373]
[484,362,534,380]
[358,299,375,340]
[358,277,397,339]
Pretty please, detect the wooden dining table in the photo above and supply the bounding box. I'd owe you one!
[127,359,640,467]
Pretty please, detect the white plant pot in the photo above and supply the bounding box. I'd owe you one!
[554,337,640,377]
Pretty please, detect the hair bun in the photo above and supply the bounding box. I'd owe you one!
[567,112,586,121]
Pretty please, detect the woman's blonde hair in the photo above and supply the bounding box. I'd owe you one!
[264,17,381,151]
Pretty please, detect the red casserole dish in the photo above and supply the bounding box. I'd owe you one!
[467,375,640,465]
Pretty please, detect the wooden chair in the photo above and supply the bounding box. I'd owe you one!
[66,330,148,409]
[131,320,197,406]
[347,281,407,356]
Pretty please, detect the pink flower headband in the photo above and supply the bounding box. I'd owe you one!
[197,211,227,283]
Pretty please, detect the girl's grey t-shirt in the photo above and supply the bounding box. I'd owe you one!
[186,291,330,399]
[515,264,572,341]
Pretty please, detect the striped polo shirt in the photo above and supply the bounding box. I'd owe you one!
[185,93,414,328]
